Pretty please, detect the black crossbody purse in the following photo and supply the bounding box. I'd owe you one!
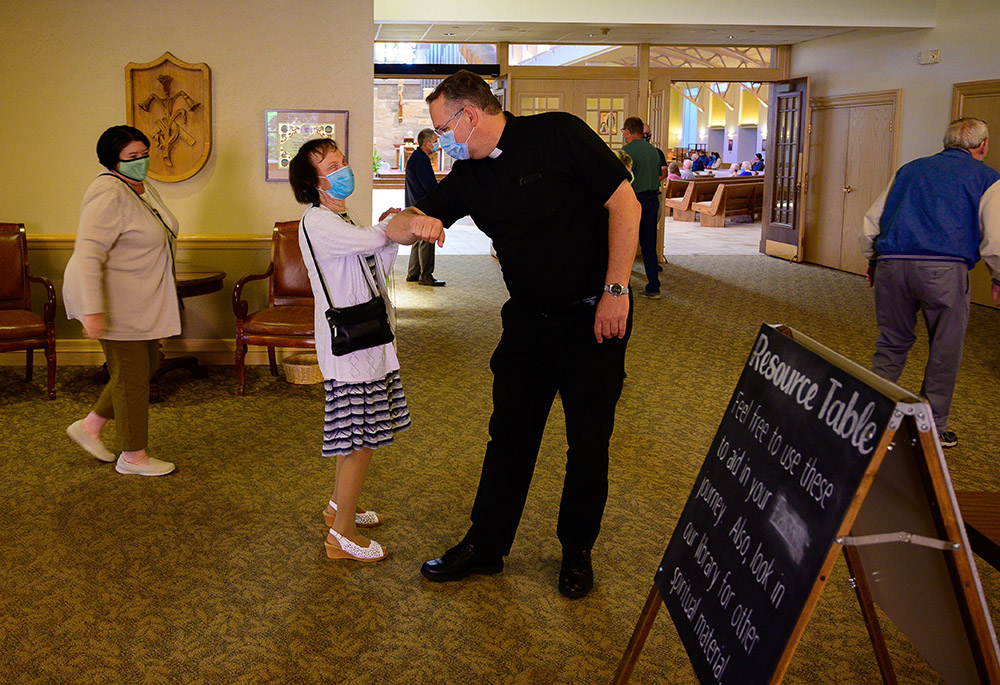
[302,220,394,356]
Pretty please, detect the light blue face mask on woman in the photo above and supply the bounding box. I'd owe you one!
[324,166,355,199]
[118,156,150,181]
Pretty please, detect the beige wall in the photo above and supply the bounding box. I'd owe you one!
[1,0,374,358]
[790,0,999,163]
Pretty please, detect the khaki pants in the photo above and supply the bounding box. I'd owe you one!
[93,340,160,452]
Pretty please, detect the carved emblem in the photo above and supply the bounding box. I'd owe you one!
[126,52,211,182]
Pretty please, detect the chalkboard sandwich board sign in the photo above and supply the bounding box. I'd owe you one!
[615,324,1000,684]
[655,323,898,684]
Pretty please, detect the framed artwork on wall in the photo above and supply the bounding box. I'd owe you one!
[265,109,348,181]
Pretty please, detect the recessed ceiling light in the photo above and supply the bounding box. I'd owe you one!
[443,32,456,36]
[727,35,736,39]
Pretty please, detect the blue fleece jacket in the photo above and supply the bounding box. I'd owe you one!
[876,147,1000,269]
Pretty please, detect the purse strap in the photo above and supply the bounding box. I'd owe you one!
[301,215,379,309]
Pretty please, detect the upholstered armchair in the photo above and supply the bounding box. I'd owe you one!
[233,221,315,395]
[0,223,57,399]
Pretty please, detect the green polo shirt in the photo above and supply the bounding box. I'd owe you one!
[622,139,661,194]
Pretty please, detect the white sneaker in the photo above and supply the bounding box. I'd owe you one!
[66,420,115,462]
[115,454,175,476]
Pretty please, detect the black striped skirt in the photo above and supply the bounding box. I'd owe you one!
[322,371,411,456]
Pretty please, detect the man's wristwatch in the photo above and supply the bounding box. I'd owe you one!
[604,283,629,297]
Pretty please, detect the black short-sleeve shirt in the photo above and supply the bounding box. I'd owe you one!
[415,111,630,310]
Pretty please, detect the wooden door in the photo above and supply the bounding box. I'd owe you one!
[761,78,809,260]
[952,79,1000,307]
[841,104,896,274]
[650,74,672,148]
[803,91,899,275]
[574,80,637,152]
[804,107,849,268]
[510,79,570,116]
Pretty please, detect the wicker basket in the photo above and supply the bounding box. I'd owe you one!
[281,352,323,385]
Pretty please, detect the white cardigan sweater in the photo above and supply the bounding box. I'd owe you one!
[299,205,400,383]
[63,173,181,341]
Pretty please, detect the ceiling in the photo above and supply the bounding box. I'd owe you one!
[372,22,863,47]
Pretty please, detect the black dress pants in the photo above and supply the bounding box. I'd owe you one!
[464,296,631,556]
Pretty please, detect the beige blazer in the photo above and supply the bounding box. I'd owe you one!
[63,173,181,340]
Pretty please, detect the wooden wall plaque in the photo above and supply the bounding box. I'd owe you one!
[126,52,211,183]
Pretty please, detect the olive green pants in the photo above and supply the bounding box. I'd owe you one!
[93,340,160,452]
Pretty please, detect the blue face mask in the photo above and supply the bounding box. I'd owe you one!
[324,166,355,199]
[430,141,440,153]
[439,123,475,161]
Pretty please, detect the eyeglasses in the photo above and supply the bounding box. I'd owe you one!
[433,108,465,136]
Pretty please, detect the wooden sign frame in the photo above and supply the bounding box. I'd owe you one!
[614,325,1000,684]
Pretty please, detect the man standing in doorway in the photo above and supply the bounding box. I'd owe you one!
[387,69,640,598]
[861,117,1000,448]
[405,128,445,286]
[623,116,663,298]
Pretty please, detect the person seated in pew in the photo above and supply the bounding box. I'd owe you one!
[751,153,765,172]
[691,150,706,172]
[706,151,721,169]
[739,161,754,176]
[680,159,695,179]
[667,161,682,180]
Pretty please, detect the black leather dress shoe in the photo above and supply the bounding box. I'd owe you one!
[559,549,593,599]
[405,276,419,282]
[421,541,504,582]
[418,278,446,287]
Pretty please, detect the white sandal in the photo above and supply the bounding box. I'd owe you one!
[325,528,386,562]
[324,500,381,528]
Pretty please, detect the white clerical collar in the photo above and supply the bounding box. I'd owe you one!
[488,147,502,158]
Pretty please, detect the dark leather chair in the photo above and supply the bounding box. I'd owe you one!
[0,223,56,399]
[233,221,315,395]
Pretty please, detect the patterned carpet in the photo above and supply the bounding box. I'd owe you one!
[2,254,998,683]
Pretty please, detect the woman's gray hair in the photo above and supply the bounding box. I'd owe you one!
[943,117,989,150]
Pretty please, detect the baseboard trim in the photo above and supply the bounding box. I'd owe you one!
[27,234,273,251]
[0,338,312,366]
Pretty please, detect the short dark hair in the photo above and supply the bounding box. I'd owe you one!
[426,70,502,115]
[96,125,150,171]
[623,117,644,135]
[417,128,435,146]
[288,138,339,205]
